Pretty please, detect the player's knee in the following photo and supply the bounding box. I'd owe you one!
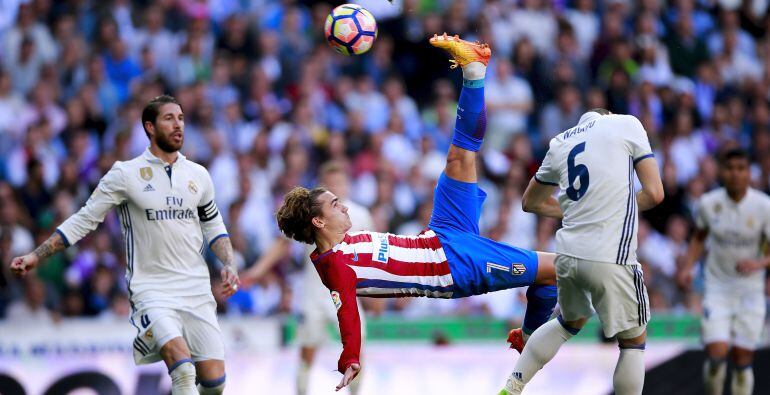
[198,377,226,394]
[731,347,754,366]
[197,375,226,395]
[617,326,646,347]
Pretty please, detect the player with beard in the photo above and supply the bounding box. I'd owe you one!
[10,95,239,395]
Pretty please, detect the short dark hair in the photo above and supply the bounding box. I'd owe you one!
[588,108,611,115]
[276,186,328,244]
[141,95,180,137]
[718,147,750,166]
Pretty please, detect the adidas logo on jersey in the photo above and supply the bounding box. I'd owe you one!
[143,184,155,192]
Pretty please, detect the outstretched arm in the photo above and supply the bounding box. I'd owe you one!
[317,262,362,390]
[210,235,240,298]
[9,232,67,277]
[522,178,563,219]
[10,164,126,277]
[241,237,290,286]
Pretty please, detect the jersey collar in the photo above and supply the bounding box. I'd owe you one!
[142,147,186,167]
[577,111,603,125]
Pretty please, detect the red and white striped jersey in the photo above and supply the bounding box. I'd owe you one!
[309,229,454,373]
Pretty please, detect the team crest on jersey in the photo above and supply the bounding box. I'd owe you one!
[511,263,527,275]
[747,217,754,228]
[145,329,153,340]
[140,167,153,181]
[188,180,198,195]
[331,291,342,310]
[714,203,721,214]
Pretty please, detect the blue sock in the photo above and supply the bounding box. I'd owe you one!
[451,79,486,152]
[522,284,558,335]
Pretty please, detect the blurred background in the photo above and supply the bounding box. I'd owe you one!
[0,0,769,394]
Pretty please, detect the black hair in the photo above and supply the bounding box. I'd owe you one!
[588,108,611,115]
[718,147,750,166]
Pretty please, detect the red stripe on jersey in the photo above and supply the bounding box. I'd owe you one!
[387,233,443,250]
[345,233,372,245]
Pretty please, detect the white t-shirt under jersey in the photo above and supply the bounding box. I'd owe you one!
[57,149,228,310]
[695,187,770,292]
[536,112,654,264]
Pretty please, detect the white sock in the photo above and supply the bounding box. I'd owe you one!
[462,62,486,80]
[296,360,310,395]
[613,347,645,395]
[704,358,726,395]
[169,360,197,395]
[731,366,753,395]
[197,382,225,395]
[522,330,531,344]
[507,318,575,393]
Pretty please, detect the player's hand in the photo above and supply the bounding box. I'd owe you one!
[220,265,240,298]
[336,363,361,391]
[675,269,693,291]
[736,259,764,275]
[10,253,39,277]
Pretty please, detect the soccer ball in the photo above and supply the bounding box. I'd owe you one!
[324,4,378,56]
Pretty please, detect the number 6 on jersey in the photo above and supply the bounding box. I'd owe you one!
[567,142,589,201]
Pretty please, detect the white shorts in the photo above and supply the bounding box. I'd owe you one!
[556,255,650,338]
[131,299,224,365]
[701,285,766,350]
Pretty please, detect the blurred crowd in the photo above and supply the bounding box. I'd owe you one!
[1,0,769,328]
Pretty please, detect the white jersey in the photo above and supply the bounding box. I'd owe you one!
[536,112,654,264]
[694,187,770,291]
[58,149,228,310]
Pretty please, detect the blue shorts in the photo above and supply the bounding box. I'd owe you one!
[429,173,539,298]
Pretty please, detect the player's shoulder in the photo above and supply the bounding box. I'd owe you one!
[181,157,210,177]
[603,113,641,125]
[747,188,770,206]
[699,188,726,205]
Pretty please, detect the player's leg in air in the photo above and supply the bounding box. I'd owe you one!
[428,33,558,346]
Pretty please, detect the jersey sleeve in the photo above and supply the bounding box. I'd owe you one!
[57,162,127,246]
[763,198,770,241]
[197,168,228,246]
[693,198,709,232]
[534,138,560,186]
[625,116,654,164]
[317,259,362,373]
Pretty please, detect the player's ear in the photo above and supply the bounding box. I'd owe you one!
[144,121,155,138]
[311,216,324,230]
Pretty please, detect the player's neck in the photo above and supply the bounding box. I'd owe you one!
[149,144,179,165]
[315,232,346,254]
[726,188,747,203]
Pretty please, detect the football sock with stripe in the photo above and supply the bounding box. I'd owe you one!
[614,343,645,395]
[452,63,486,152]
[297,360,311,395]
[704,357,726,395]
[507,316,579,393]
[522,284,558,341]
[731,364,753,395]
[168,359,197,395]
